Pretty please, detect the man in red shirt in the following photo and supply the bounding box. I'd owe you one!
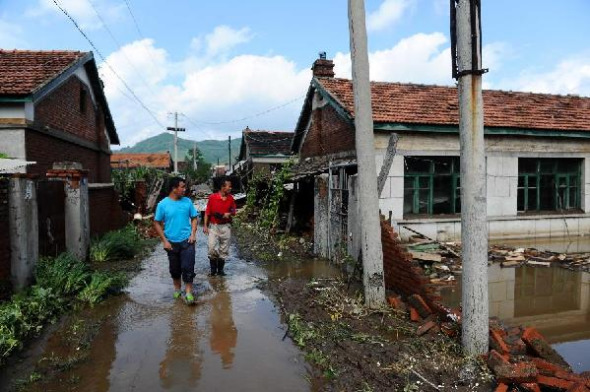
[203,178,236,276]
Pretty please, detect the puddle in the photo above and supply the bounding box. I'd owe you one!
[12,240,314,391]
[438,265,590,373]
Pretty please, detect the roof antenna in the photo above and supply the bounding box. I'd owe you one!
[318,51,327,60]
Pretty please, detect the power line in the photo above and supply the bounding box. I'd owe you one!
[122,0,160,72]
[180,94,306,126]
[88,0,157,96]
[52,0,164,128]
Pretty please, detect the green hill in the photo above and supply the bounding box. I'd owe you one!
[116,133,241,165]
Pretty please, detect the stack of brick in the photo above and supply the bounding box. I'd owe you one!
[381,219,589,391]
[46,168,88,184]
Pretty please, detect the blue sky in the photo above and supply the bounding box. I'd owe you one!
[1,0,589,147]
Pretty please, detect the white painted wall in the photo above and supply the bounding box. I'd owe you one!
[0,129,26,161]
[373,132,590,241]
[0,103,25,119]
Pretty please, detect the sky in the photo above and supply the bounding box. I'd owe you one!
[1,0,589,148]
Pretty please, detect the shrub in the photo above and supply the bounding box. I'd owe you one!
[89,225,143,262]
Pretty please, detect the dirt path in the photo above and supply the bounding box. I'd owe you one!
[1,239,313,391]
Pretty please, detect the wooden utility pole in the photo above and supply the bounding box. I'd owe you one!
[451,0,489,355]
[348,0,385,308]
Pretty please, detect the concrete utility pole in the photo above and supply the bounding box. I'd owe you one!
[167,112,185,173]
[452,0,489,355]
[348,0,385,308]
[228,135,232,170]
[193,142,197,170]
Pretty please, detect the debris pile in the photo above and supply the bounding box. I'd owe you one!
[407,239,590,287]
[387,293,590,391]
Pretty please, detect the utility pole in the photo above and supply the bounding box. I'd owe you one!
[451,0,489,355]
[228,136,232,172]
[193,142,197,171]
[348,0,385,308]
[167,112,185,173]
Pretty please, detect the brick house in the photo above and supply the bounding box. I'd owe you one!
[0,50,126,274]
[0,50,118,182]
[233,127,294,183]
[111,152,172,172]
[292,56,590,244]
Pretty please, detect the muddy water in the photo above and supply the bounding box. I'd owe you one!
[439,236,590,373]
[21,239,334,391]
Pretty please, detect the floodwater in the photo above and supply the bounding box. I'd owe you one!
[439,236,590,373]
[6,238,340,391]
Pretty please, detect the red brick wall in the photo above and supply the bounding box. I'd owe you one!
[28,74,112,183]
[25,130,111,183]
[0,177,11,294]
[300,105,356,158]
[89,186,129,237]
[36,76,104,145]
[381,219,443,312]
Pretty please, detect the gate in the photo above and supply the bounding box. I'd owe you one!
[328,165,352,261]
[37,180,66,257]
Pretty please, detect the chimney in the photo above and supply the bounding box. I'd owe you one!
[311,51,335,78]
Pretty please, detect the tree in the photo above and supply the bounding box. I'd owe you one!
[182,146,211,184]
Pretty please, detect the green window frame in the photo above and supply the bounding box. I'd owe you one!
[403,156,461,215]
[517,158,581,212]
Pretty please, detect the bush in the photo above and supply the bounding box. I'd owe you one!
[78,272,128,306]
[89,225,143,262]
[35,253,90,297]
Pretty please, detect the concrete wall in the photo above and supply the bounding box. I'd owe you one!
[373,132,590,241]
[0,129,26,161]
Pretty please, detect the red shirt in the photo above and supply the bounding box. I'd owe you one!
[205,193,237,224]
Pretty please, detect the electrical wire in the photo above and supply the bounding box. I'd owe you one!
[122,0,161,72]
[52,0,164,128]
[88,0,157,96]
[180,94,305,126]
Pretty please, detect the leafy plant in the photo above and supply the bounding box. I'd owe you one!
[89,225,144,262]
[78,272,127,305]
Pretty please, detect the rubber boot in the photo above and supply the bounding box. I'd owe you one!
[209,258,218,276]
[217,259,226,276]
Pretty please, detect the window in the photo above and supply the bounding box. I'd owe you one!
[404,156,460,215]
[80,87,87,113]
[517,158,581,212]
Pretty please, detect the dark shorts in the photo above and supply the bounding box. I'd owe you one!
[166,239,196,283]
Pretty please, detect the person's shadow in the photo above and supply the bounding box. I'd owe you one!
[208,278,238,369]
[158,301,203,389]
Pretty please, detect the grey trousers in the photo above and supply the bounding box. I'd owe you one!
[207,223,231,260]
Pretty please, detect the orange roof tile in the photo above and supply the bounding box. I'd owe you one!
[317,78,590,132]
[0,50,86,95]
[110,153,171,169]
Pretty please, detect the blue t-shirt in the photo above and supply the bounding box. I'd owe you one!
[154,197,199,242]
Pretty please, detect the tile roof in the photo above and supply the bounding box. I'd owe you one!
[0,50,87,95]
[244,129,294,156]
[110,153,171,169]
[316,78,590,132]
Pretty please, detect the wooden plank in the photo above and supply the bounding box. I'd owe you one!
[410,251,442,262]
[377,133,399,196]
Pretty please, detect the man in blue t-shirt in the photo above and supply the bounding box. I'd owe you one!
[153,177,199,305]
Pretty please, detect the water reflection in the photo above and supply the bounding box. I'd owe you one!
[208,278,238,369]
[438,265,590,372]
[158,303,203,389]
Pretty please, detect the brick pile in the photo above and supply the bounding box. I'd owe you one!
[381,218,590,391]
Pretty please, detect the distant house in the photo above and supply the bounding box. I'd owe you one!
[234,127,294,183]
[292,56,590,247]
[0,49,118,183]
[111,152,172,172]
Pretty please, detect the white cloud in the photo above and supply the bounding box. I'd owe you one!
[334,32,453,85]
[99,33,310,147]
[367,0,415,32]
[0,19,27,48]
[205,25,253,57]
[27,0,124,30]
[496,54,590,96]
